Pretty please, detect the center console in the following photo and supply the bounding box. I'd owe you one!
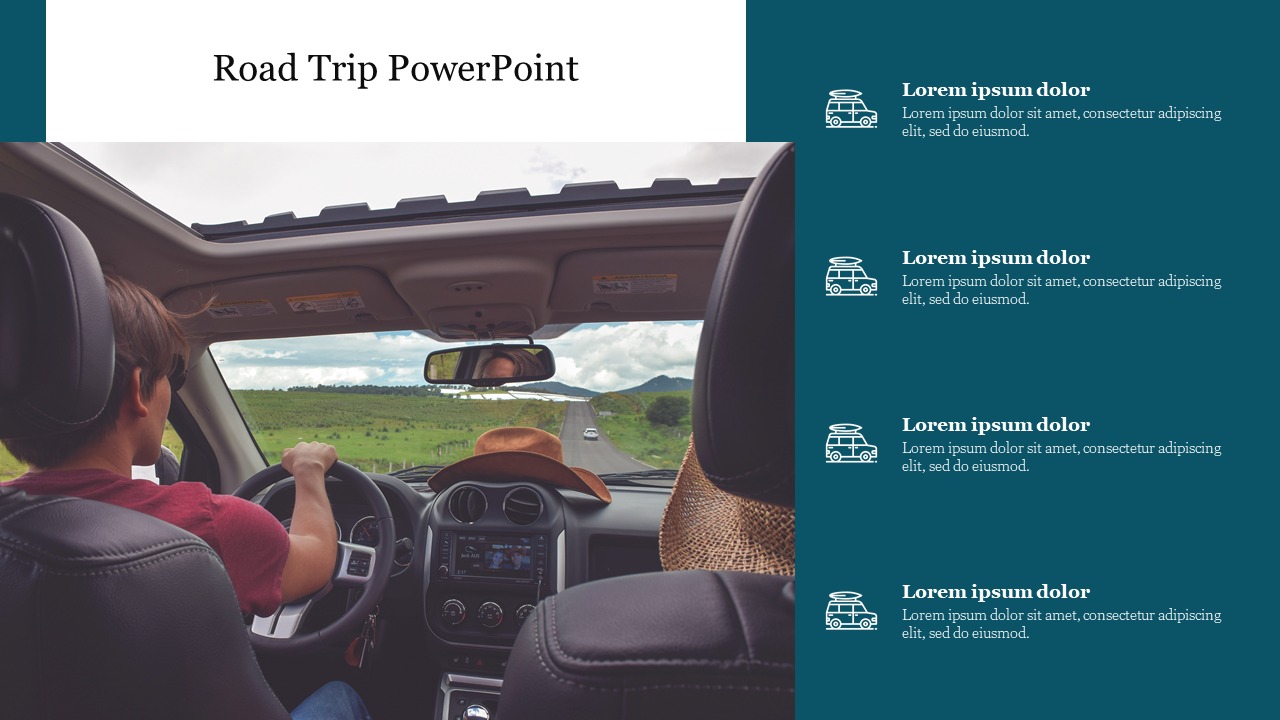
[424,482,564,677]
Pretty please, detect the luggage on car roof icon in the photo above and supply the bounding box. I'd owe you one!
[826,90,877,128]
[826,591,877,630]
[826,257,876,296]
[826,424,877,463]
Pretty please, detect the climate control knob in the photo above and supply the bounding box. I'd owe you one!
[478,601,504,628]
[441,599,466,626]
[516,604,536,627]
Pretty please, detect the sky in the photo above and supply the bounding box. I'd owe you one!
[68,143,778,392]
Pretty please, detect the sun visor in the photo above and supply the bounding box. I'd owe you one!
[163,267,415,335]
[548,247,722,312]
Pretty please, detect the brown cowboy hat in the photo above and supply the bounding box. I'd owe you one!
[428,427,611,503]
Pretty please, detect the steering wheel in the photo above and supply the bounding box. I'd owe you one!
[232,461,394,655]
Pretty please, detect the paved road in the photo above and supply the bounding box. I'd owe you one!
[559,401,653,474]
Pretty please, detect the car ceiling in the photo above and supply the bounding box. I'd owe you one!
[0,143,742,358]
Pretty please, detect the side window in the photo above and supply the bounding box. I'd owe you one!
[130,420,185,483]
[0,443,26,480]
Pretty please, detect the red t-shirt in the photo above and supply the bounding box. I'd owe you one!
[9,469,290,617]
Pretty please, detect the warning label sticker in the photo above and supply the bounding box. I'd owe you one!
[204,299,278,318]
[592,274,677,294]
[286,291,366,313]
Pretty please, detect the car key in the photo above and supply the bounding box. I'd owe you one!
[358,608,378,669]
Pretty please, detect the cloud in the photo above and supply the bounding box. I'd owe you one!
[220,365,386,388]
[214,345,298,360]
[541,323,702,391]
[215,332,450,388]
[527,147,587,192]
[215,322,702,392]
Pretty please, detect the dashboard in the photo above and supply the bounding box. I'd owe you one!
[256,473,668,674]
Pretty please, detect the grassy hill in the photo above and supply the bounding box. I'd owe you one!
[617,375,693,394]
[511,381,598,397]
[590,391,644,415]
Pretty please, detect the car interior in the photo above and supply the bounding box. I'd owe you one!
[0,142,795,720]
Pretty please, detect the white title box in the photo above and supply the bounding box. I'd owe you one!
[47,0,745,141]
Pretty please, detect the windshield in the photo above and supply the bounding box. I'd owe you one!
[211,322,698,481]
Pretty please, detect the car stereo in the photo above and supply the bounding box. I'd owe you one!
[438,531,548,586]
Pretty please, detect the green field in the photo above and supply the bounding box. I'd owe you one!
[231,390,564,473]
[591,391,693,470]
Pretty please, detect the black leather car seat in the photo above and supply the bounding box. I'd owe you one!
[497,144,796,720]
[0,193,292,720]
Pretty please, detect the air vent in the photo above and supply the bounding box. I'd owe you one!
[503,487,543,525]
[449,486,487,523]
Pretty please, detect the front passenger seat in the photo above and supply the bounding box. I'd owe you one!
[497,144,796,720]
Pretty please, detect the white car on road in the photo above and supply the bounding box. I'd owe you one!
[583,428,600,440]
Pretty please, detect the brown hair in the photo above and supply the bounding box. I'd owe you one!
[3,274,190,469]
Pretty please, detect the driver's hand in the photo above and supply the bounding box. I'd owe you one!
[282,441,338,480]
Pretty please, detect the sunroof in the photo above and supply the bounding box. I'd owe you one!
[190,178,754,243]
[65,142,786,231]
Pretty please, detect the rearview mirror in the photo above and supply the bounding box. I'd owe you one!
[423,343,556,387]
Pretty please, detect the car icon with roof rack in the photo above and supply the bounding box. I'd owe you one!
[826,257,876,296]
[826,90,877,128]
[826,424,876,463]
[826,591,877,630]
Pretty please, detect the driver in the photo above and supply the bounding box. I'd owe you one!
[2,275,370,720]
[478,348,544,379]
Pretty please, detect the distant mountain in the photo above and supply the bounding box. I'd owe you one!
[513,376,692,398]
[616,376,693,394]
[512,381,599,398]
[286,384,442,397]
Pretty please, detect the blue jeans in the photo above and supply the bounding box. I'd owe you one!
[291,681,372,720]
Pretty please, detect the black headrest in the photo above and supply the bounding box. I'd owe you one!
[0,488,293,719]
[0,194,115,439]
[692,144,794,508]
